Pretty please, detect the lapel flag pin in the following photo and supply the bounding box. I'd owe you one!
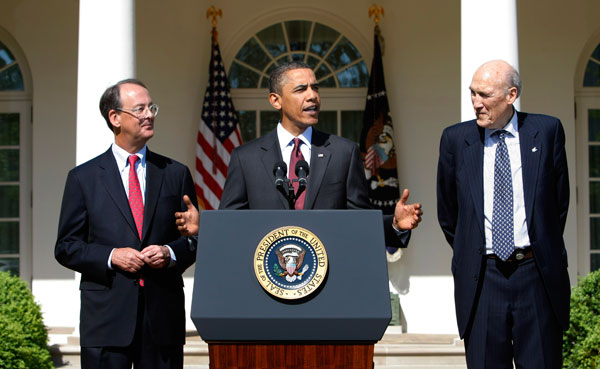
[318,153,324,158]
[532,147,538,152]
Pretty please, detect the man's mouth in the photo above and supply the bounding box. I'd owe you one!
[303,105,319,114]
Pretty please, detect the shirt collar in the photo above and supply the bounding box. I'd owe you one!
[277,122,312,151]
[111,143,147,170]
[485,108,519,139]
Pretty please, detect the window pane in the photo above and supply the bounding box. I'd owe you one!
[337,62,369,87]
[229,61,260,88]
[318,111,337,135]
[589,110,600,141]
[591,218,600,250]
[341,111,363,143]
[237,110,256,143]
[0,149,19,181]
[591,146,600,177]
[0,64,24,91]
[584,60,600,87]
[256,23,286,58]
[291,54,305,62]
[314,62,332,81]
[276,55,291,65]
[592,44,600,61]
[235,38,272,72]
[260,111,280,135]
[0,41,16,68]
[306,56,320,70]
[0,113,19,145]
[0,186,19,217]
[319,76,336,87]
[260,77,269,89]
[592,253,600,272]
[0,222,18,253]
[326,37,361,71]
[0,257,18,276]
[590,182,600,213]
[310,23,340,57]
[285,20,311,52]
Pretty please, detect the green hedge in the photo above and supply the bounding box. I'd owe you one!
[0,271,53,369]
[563,269,600,369]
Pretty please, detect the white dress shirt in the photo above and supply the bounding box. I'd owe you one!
[483,110,531,254]
[277,123,312,178]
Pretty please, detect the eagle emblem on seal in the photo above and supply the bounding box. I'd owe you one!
[275,244,310,282]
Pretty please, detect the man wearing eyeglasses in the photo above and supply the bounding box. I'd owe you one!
[55,79,198,369]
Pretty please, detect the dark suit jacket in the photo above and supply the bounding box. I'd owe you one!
[220,128,408,248]
[55,148,198,347]
[437,112,570,338]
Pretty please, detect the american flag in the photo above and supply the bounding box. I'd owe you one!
[195,32,242,210]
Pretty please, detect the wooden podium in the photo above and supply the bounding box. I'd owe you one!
[191,210,391,369]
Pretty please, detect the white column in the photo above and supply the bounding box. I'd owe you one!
[61,0,136,336]
[76,0,136,165]
[461,0,520,121]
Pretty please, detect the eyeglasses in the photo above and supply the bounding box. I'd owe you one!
[115,104,159,118]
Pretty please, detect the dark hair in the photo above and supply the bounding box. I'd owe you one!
[269,61,312,95]
[99,78,147,132]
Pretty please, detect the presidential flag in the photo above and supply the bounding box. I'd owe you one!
[195,31,242,210]
[360,26,402,260]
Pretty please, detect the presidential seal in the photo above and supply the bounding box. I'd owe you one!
[254,226,328,300]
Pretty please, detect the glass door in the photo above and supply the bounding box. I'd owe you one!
[576,97,600,274]
[0,101,31,279]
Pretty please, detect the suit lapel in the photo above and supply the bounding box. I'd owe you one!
[143,150,164,243]
[464,123,486,238]
[259,131,288,209]
[305,130,331,209]
[98,149,139,241]
[517,113,540,227]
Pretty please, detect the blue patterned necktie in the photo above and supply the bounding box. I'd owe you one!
[492,130,514,261]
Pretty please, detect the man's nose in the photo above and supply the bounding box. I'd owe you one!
[306,87,318,101]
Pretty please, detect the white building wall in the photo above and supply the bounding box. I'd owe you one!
[1,0,599,335]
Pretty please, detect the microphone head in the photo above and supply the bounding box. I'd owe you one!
[273,161,287,175]
[295,160,309,176]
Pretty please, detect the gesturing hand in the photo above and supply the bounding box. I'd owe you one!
[393,189,423,231]
[175,195,199,236]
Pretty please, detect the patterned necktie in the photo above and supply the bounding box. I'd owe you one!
[492,130,514,261]
[289,138,306,210]
[128,155,144,239]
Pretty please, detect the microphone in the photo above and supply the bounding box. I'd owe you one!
[273,161,288,188]
[295,160,309,187]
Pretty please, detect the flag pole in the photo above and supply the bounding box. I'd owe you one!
[196,6,242,210]
[206,6,222,174]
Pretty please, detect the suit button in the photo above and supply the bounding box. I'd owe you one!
[473,275,478,281]
[478,249,483,255]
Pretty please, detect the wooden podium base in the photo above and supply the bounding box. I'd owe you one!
[208,343,374,369]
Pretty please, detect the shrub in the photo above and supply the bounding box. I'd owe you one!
[563,269,600,369]
[0,271,53,369]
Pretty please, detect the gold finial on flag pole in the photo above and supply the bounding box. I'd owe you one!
[368,4,384,26]
[206,5,222,42]
[368,4,385,56]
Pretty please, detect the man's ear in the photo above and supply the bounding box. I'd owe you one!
[506,86,518,105]
[269,92,282,110]
[108,109,121,130]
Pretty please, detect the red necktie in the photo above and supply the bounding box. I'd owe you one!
[128,155,144,239]
[289,138,306,209]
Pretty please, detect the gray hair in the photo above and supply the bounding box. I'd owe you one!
[506,66,522,97]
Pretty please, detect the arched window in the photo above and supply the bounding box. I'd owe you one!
[229,20,368,144]
[0,36,31,278]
